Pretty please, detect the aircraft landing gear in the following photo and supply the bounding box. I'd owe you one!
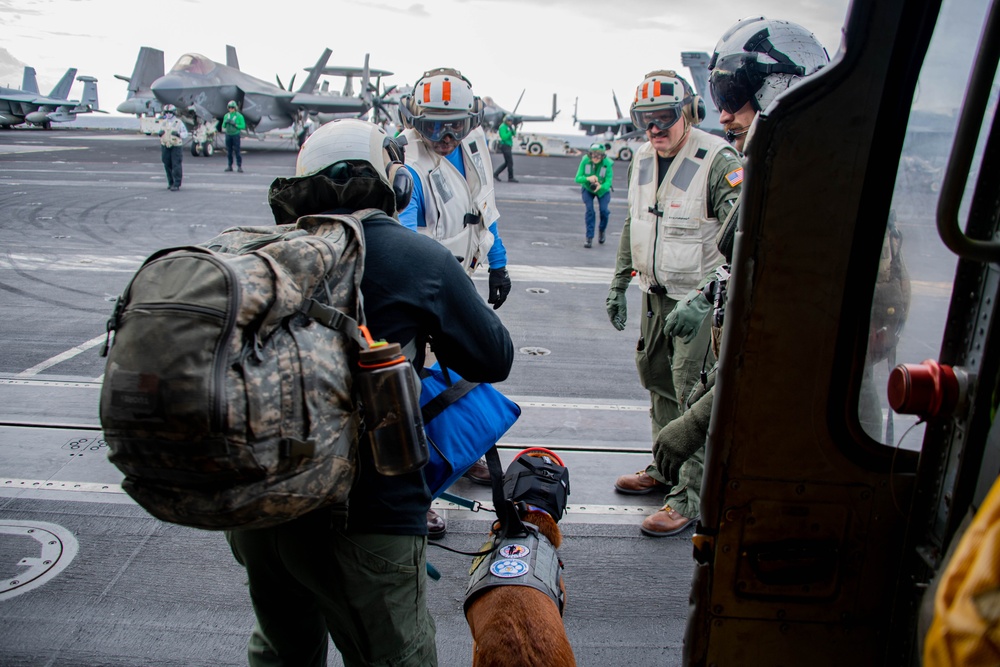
[191,122,217,157]
[191,141,214,157]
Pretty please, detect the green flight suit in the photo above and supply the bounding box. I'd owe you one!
[611,146,741,443]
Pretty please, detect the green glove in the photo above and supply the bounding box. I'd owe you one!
[606,288,627,331]
[663,289,712,343]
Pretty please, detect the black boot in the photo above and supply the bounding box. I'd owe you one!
[584,238,593,248]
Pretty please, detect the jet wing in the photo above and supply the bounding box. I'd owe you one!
[289,93,368,114]
[577,119,634,136]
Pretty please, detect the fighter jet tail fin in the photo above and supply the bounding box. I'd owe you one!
[22,67,39,94]
[298,48,332,94]
[124,47,165,94]
[77,76,100,111]
[552,93,559,120]
[49,68,78,100]
[681,52,712,105]
[226,45,240,71]
[612,90,624,120]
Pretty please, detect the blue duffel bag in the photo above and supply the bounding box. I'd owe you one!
[419,365,521,498]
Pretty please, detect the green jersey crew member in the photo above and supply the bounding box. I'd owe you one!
[607,70,743,499]
[575,142,614,247]
[493,114,518,182]
[223,100,246,172]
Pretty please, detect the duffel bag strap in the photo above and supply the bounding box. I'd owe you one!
[420,378,478,423]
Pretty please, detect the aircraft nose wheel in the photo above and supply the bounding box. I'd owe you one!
[190,142,214,157]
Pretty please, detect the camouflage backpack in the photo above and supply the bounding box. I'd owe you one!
[99,210,381,530]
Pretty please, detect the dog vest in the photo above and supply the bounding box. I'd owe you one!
[464,522,565,615]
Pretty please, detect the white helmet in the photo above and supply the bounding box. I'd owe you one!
[295,118,412,210]
[629,70,705,132]
[399,68,483,141]
[709,16,829,114]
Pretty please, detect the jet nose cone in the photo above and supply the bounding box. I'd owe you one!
[150,75,187,104]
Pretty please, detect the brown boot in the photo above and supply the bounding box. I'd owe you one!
[641,505,696,537]
[427,509,446,539]
[462,457,491,486]
[614,470,667,495]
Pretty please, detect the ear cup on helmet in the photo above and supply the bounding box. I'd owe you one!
[387,162,413,212]
[469,96,484,128]
[399,94,417,128]
[683,95,706,125]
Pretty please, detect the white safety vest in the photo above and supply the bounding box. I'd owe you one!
[159,116,187,148]
[627,129,732,298]
[401,126,498,273]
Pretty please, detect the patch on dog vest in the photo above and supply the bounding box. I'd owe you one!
[490,559,530,578]
[499,543,531,558]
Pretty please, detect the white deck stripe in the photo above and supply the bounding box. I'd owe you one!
[15,334,107,378]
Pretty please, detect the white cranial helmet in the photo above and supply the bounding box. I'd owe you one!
[629,70,703,131]
[709,16,830,114]
[294,118,412,211]
[296,118,393,184]
[399,68,483,141]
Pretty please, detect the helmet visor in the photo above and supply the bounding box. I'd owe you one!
[709,54,755,114]
[630,105,683,133]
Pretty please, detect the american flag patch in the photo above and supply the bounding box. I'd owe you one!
[725,167,744,187]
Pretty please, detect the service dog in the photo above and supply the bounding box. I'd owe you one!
[463,448,576,667]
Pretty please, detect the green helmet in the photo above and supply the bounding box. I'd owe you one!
[589,142,606,154]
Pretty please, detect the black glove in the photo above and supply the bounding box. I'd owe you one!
[157,130,165,137]
[488,267,511,310]
[171,130,180,137]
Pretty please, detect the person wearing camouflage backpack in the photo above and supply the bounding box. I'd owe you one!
[227,118,514,667]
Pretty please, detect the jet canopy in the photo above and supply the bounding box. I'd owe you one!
[170,54,217,76]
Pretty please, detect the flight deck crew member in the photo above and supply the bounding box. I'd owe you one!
[223,100,246,172]
[226,118,514,667]
[493,114,518,182]
[398,67,513,535]
[575,141,614,247]
[157,104,187,191]
[607,70,742,496]
[635,18,831,537]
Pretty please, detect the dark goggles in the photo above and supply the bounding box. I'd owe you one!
[709,54,756,114]
[400,103,478,142]
[630,104,684,133]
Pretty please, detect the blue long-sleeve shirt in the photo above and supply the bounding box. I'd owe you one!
[399,145,507,269]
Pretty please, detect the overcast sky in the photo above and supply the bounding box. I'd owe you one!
[1,0,855,132]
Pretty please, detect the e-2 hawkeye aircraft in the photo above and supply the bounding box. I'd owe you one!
[0,66,102,129]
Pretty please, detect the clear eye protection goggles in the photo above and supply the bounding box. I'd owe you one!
[400,103,479,142]
[630,104,684,133]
